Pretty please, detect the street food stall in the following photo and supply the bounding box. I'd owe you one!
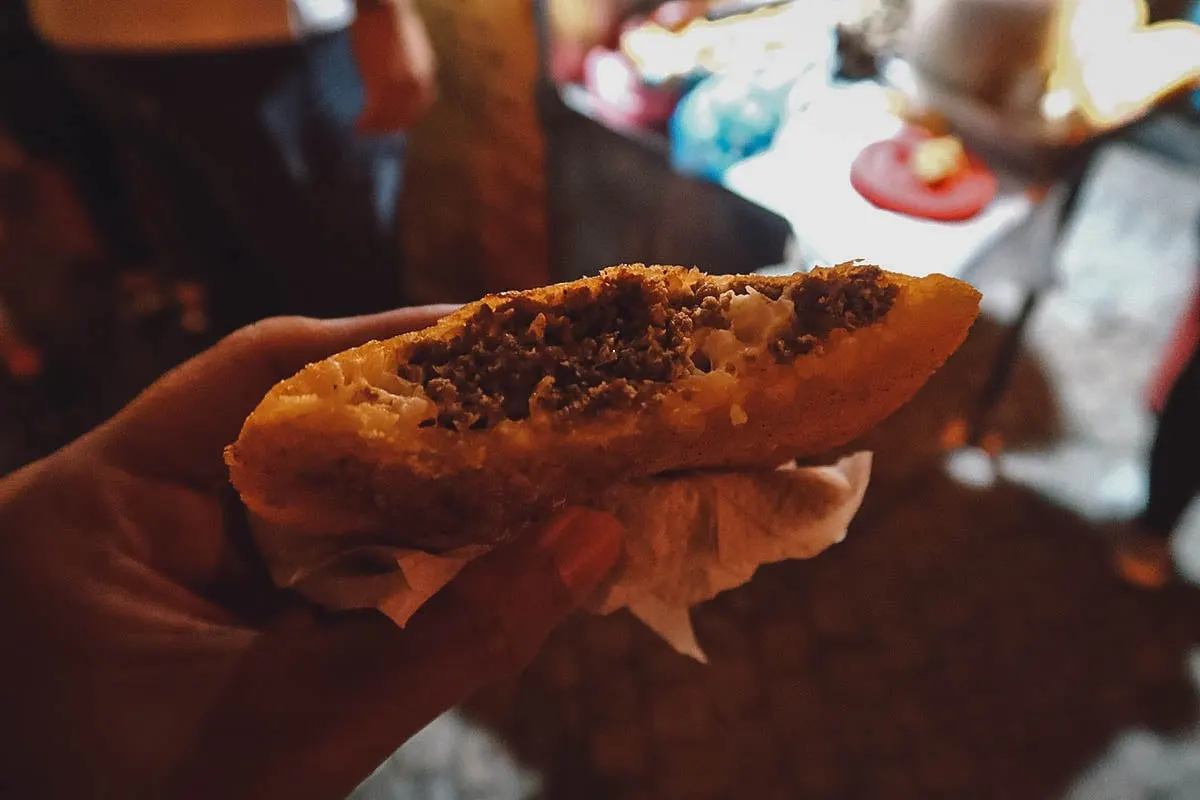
[535,0,1200,449]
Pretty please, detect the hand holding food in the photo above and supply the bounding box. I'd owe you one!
[227,264,979,647]
[228,263,979,551]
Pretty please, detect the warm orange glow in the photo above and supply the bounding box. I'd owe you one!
[619,4,795,81]
[623,0,1197,133]
[1049,0,1200,129]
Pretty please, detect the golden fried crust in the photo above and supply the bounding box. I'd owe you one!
[225,264,980,551]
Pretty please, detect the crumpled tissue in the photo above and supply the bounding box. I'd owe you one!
[253,452,872,661]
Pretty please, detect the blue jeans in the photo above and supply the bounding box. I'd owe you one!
[63,30,407,328]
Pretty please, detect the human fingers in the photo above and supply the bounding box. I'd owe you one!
[162,508,623,800]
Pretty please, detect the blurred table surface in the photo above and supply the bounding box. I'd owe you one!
[726,80,1036,280]
[728,47,1199,281]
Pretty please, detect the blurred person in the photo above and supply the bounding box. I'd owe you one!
[1,0,136,378]
[0,306,623,799]
[1114,217,1200,589]
[24,0,437,332]
[1,0,160,317]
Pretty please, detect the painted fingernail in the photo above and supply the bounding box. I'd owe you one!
[536,508,624,603]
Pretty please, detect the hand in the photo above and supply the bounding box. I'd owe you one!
[0,309,622,800]
[353,0,438,134]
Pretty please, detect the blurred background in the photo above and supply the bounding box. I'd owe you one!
[4,0,1200,797]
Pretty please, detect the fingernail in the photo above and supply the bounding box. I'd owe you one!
[536,508,623,604]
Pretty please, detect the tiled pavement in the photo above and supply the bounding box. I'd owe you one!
[5,141,1200,799]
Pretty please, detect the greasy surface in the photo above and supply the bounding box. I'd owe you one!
[226,265,978,551]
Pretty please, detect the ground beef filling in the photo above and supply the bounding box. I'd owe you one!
[399,267,897,431]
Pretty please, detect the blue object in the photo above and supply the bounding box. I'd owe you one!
[669,66,795,183]
[1191,0,1200,113]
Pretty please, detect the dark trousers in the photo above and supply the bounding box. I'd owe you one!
[1142,341,1200,537]
[61,30,407,329]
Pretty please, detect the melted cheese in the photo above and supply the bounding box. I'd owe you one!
[694,287,796,373]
